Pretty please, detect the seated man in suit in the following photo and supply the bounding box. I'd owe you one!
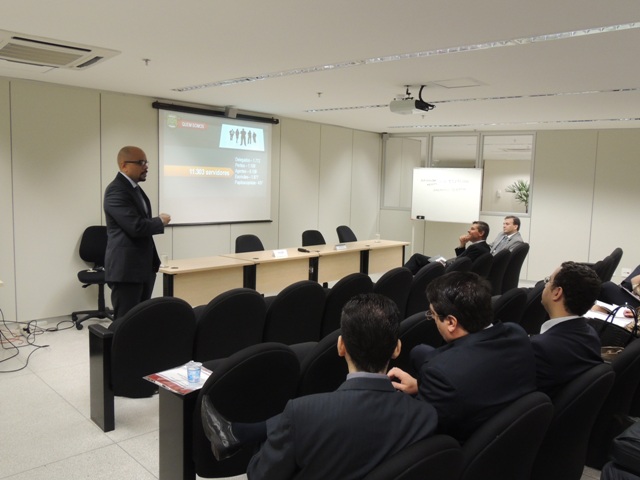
[489,215,524,255]
[598,263,640,309]
[403,221,491,274]
[388,271,537,442]
[201,293,438,479]
[533,261,603,397]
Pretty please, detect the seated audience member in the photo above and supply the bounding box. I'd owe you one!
[404,221,491,275]
[533,261,603,396]
[388,271,537,442]
[489,215,524,255]
[201,293,438,480]
[598,264,640,309]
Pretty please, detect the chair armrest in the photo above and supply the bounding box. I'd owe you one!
[88,323,113,339]
[89,323,115,432]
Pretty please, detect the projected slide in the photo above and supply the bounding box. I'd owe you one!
[159,109,272,225]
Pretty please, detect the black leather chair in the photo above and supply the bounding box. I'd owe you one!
[531,363,615,480]
[235,234,265,253]
[445,256,472,273]
[604,247,624,283]
[459,391,553,480]
[88,297,196,432]
[373,267,413,319]
[404,262,445,318]
[302,229,326,246]
[389,312,445,373]
[336,225,357,243]
[193,288,266,362]
[470,252,494,278]
[362,434,463,480]
[501,242,530,293]
[263,280,326,344]
[71,225,114,330]
[492,287,527,324]
[320,273,373,337]
[520,282,549,334]
[296,329,347,397]
[587,338,640,469]
[487,249,511,296]
[193,343,300,478]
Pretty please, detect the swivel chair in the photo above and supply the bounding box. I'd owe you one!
[336,225,357,243]
[71,225,114,330]
[235,234,264,253]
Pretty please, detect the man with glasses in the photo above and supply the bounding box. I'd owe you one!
[388,271,537,441]
[533,261,603,396]
[104,146,171,318]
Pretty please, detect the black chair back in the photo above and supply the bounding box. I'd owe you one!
[235,234,265,253]
[405,262,445,318]
[193,288,266,362]
[302,229,326,246]
[445,256,472,273]
[296,329,347,397]
[320,273,373,337]
[336,225,357,243]
[501,242,530,293]
[460,391,553,480]
[109,297,196,397]
[603,247,624,282]
[531,363,615,480]
[193,343,300,478]
[390,312,444,373]
[373,267,413,319]
[487,249,511,295]
[492,287,527,324]
[520,282,549,334]
[263,280,326,344]
[363,434,463,480]
[79,225,108,265]
[470,252,494,278]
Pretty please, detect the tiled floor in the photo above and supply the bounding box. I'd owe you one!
[0,315,600,480]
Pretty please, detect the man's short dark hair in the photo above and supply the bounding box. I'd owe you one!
[340,293,401,373]
[474,221,490,240]
[552,261,602,315]
[426,272,493,333]
[505,216,521,231]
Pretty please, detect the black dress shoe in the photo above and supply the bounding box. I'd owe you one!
[201,396,242,461]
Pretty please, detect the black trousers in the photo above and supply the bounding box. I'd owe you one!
[109,273,156,319]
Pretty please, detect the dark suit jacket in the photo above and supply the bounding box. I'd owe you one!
[414,321,537,442]
[246,376,438,480]
[454,240,490,263]
[530,317,602,397]
[104,173,164,283]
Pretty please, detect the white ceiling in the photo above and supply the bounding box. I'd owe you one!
[2,0,639,134]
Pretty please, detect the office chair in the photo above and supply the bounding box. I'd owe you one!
[373,267,413,319]
[486,249,511,296]
[302,229,326,246]
[491,288,527,324]
[501,242,530,293]
[71,225,114,330]
[336,225,357,243]
[404,262,446,318]
[235,234,265,253]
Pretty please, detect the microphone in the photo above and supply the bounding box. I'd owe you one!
[298,247,310,253]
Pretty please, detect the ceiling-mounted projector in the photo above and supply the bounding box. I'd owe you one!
[390,85,436,114]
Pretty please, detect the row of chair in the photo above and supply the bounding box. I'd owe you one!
[235,225,358,254]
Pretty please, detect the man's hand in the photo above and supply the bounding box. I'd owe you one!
[387,367,419,395]
[159,213,171,225]
[458,234,471,248]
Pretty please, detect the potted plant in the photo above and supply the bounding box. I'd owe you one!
[505,179,530,213]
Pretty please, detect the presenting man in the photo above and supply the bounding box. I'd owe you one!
[403,221,491,274]
[104,146,171,318]
[388,271,537,441]
[489,216,523,255]
[533,261,603,396]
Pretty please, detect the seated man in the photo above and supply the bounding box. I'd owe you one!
[202,293,438,480]
[489,215,524,255]
[388,271,537,442]
[533,261,603,397]
[598,263,640,309]
[404,221,491,274]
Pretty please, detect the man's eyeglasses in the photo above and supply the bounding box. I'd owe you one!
[124,160,149,167]
[544,276,551,284]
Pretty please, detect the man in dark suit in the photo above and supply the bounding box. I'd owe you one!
[104,146,171,318]
[598,263,640,309]
[388,271,537,442]
[532,261,603,396]
[202,294,438,479]
[403,221,491,274]
[489,215,524,255]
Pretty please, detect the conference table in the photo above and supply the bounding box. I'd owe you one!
[161,239,408,305]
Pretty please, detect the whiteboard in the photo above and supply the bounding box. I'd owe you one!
[411,168,483,223]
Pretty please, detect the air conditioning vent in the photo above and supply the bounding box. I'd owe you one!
[0,30,119,70]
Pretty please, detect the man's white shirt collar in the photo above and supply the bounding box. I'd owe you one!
[540,315,580,334]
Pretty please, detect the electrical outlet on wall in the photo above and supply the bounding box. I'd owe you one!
[621,267,632,277]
